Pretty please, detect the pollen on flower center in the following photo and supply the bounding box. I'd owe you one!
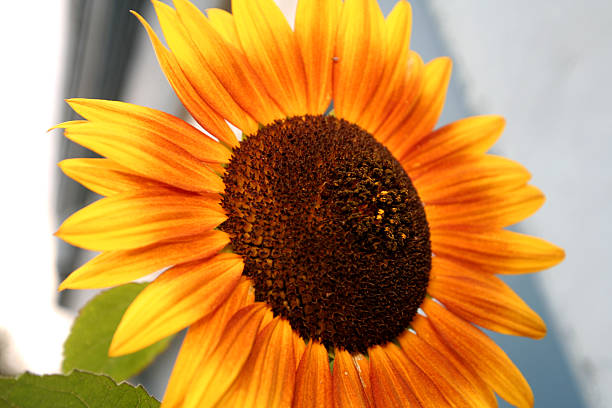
[220,115,431,353]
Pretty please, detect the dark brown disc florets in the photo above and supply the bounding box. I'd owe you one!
[220,115,431,353]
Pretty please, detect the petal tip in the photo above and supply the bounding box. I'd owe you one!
[547,245,566,267]
[108,332,131,357]
[533,323,547,340]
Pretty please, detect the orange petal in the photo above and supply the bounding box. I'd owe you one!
[183,303,268,408]
[371,51,424,143]
[411,314,497,408]
[368,345,422,407]
[428,257,547,338]
[217,317,296,407]
[56,190,226,251]
[293,341,333,408]
[398,330,487,408]
[425,184,545,230]
[110,253,243,355]
[352,353,374,406]
[403,115,505,171]
[232,0,308,116]
[387,343,454,407]
[206,8,240,47]
[383,57,452,158]
[172,0,284,127]
[431,229,565,274]
[58,158,165,197]
[333,0,385,123]
[59,230,230,290]
[295,0,341,114]
[423,298,534,408]
[412,154,531,205]
[56,120,225,193]
[293,333,307,371]
[152,1,258,135]
[356,1,416,133]
[162,278,254,408]
[257,309,276,334]
[131,10,238,147]
[66,98,231,163]
[332,349,372,408]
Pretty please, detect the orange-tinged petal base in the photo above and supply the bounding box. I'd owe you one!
[162,278,254,408]
[183,303,269,408]
[332,349,373,408]
[217,317,296,407]
[293,341,333,408]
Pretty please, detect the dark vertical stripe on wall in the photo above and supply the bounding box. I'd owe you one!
[55,0,147,286]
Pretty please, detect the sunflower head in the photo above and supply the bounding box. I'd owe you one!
[54,0,565,407]
[220,114,431,353]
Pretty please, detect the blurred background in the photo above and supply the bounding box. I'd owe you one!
[1,0,610,406]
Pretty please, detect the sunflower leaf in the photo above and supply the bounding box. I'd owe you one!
[0,370,159,407]
[62,283,173,382]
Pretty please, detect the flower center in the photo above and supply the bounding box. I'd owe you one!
[220,115,431,353]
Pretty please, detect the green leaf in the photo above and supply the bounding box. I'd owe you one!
[62,283,173,382]
[0,370,159,408]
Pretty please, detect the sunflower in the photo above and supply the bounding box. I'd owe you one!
[54,0,565,406]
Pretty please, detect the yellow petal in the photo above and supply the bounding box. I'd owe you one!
[293,341,333,408]
[403,115,505,171]
[57,120,225,193]
[152,1,258,135]
[206,8,240,47]
[412,154,531,205]
[411,314,497,408]
[398,330,487,408]
[431,229,565,274]
[183,303,268,408]
[423,298,534,408]
[332,349,372,408]
[370,51,424,143]
[356,1,416,133]
[428,257,547,338]
[66,98,231,163]
[173,0,285,127]
[59,158,165,197]
[295,0,341,114]
[131,10,238,147]
[383,57,452,159]
[56,189,226,251]
[425,184,545,230]
[368,345,421,407]
[232,0,308,116]
[162,278,254,408]
[333,0,385,123]
[59,230,229,290]
[384,0,412,64]
[217,317,296,407]
[110,253,243,355]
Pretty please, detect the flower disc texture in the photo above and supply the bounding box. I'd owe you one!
[55,0,565,407]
